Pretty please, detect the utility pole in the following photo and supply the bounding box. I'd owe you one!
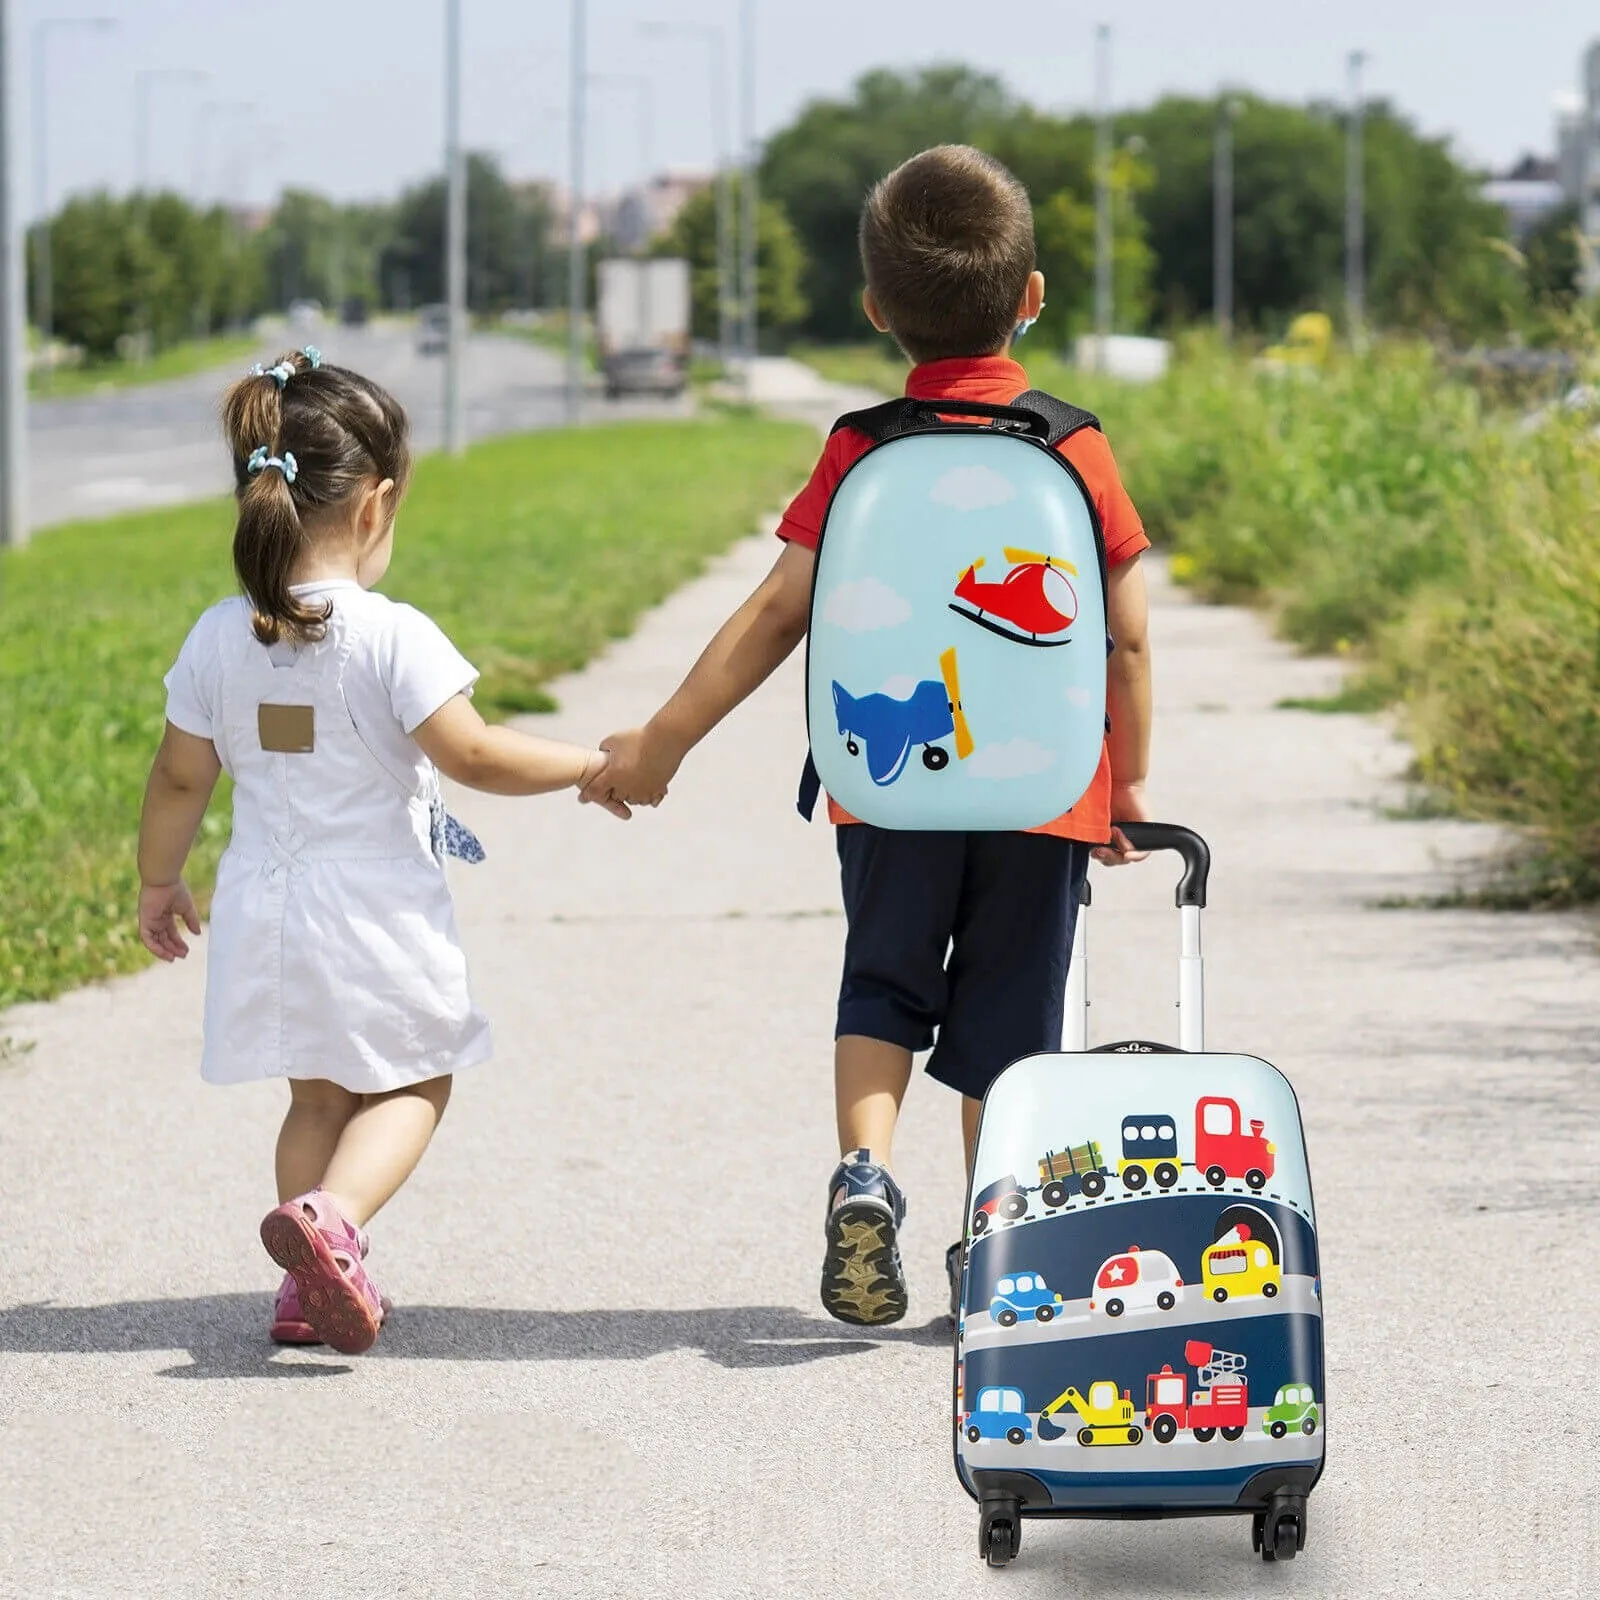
[1214,98,1240,341]
[444,0,466,455]
[642,20,732,371]
[738,0,757,377]
[1345,49,1367,349]
[1093,23,1112,371]
[567,0,586,423]
[135,68,206,195]
[32,15,116,394]
[1,0,26,550]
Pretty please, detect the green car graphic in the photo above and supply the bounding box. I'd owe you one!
[1263,1383,1319,1439]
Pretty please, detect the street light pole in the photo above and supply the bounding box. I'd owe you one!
[1345,49,1367,349]
[738,0,756,375]
[135,68,207,195]
[1092,22,1112,371]
[31,15,116,394]
[567,0,586,424]
[641,21,732,371]
[1,0,27,549]
[1214,99,1240,341]
[444,0,466,456]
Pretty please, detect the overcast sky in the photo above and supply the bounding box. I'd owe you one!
[20,0,1600,216]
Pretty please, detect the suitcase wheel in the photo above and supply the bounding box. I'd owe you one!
[1255,1497,1308,1563]
[980,1499,1021,1568]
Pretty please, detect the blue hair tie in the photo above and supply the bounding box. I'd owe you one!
[302,345,322,369]
[246,446,298,484]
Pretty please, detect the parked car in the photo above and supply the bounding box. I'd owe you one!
[417,305,449,355]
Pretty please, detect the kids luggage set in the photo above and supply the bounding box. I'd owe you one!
[955,825,1325,1569]
[801,394,1108,832]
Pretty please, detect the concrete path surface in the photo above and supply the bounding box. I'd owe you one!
[3,369,1599,1598]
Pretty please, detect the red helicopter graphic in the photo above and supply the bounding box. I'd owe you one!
[949,547,1079,647]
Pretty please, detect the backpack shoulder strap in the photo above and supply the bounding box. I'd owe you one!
[1011,389,1101,445]
[828,397,924,443]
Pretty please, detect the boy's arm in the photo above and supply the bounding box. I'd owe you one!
[584,540,815,805]
[1096,553,1154,866]
[137,724,222,960]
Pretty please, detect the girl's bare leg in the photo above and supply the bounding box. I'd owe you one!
[318,1076,453,1227]
[276,1079,361,1202]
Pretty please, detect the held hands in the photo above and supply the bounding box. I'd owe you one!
[577,725,681,819]
[138,881,202,961]
[1093,780,1153,867]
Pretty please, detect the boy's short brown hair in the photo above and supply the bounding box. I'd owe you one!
[859,145,1036,365]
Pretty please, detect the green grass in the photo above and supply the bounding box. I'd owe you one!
[0,413,815,1007]
[30,335,260,399]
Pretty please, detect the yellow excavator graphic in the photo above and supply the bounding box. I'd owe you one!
[1036,1379,1145,1446]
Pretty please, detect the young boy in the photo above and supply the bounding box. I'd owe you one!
[586,145,1153,1325]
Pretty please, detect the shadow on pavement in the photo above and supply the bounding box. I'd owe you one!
[0,1296,952,1380]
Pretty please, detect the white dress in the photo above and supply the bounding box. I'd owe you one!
[163,580,493,1092]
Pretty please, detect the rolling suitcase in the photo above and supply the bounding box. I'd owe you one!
[954,824,1325,1568]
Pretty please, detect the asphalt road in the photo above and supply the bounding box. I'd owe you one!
[1,362,1597,1597]
[23,317,690,532]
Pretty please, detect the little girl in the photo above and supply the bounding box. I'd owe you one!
[136,348,619,1355]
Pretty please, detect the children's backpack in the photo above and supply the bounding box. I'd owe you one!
[800,392,1108,832]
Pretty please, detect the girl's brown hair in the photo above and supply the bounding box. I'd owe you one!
[221,350,413,645]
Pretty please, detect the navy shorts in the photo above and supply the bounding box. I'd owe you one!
[834,826,1090,1101]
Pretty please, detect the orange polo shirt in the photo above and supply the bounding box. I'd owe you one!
[776,354,1149,844]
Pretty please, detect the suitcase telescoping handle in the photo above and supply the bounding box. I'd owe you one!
[1063,823,1211,1054]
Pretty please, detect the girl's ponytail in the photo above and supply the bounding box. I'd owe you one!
[219,347,412,646]
[232,462,328,646]
[221,351,332,646]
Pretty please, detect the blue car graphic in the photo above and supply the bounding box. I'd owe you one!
[964,1385,1032,1446]
[989,1271,1063,1328]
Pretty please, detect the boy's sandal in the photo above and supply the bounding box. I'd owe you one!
[260,1190,388,1356]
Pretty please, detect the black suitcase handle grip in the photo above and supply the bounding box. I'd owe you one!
[1117,823,1210,908]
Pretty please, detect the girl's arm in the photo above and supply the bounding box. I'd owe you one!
[137,723,223,960]
[413,695,625,814]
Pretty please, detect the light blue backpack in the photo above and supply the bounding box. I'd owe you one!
[800,393,1109,832]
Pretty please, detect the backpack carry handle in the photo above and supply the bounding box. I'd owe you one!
[900,398,1053,437]
[831,395,1053,444]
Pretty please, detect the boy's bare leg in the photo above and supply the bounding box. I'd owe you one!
[835,1035,913,1164]
[318,1076,454,1227]
[962,1094,983,1178]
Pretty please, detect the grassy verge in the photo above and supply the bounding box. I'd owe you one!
[30,335,260,399]
[0,413,815,1007]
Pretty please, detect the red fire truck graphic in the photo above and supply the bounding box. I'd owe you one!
[1146,1340,1250,1443]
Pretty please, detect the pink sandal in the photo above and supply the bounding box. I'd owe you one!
[260,1190,388,1355]
[271,1274,320,1345]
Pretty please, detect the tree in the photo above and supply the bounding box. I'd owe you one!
[761,66,1018,342]
[43,195,164,360]
[1522,200,1582,308]
[381,153,545,313]
[1124,94,1521,339]
[654,176,808,344]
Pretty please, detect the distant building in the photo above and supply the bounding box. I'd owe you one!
[607,172,712,253]
[1483,156,1566,242]
[1554,42,1600,292]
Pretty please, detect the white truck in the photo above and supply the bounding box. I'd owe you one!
[596,257,690,400]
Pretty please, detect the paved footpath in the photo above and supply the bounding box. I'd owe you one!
[3,363,1598,1598]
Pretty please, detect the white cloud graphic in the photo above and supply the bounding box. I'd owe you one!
[822,576,911,633]
[879,674,919,700]
[1064,685,1092,708]
[965,739,1058,780]
[929,464,1016,512]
